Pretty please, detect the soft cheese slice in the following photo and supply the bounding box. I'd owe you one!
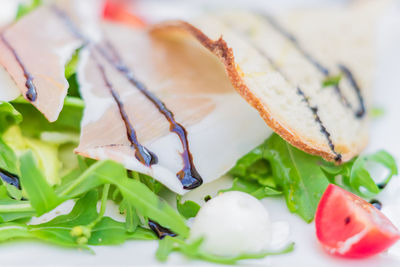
[0,5,84,122]
[75,23,271,194]
[152,1,384,162]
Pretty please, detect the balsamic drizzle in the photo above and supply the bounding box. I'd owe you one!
[148,220,177,239]
[94,58,157,166]
[377,183,387,190]
[96,43,203,189]
[226,22,342,161]
[261,14,366,119]
[338,64,366,118]
[0,34,37,101]
[50,6,89,43]
[369,199,382,210]
[296,88,342,161]
[51,6,203,189]
[0,168,21,190]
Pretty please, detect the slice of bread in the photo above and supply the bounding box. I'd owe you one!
[151,1,385,163]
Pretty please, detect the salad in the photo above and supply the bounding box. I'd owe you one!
[0,0,398,265]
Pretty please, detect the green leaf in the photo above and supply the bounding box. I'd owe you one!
[263,135,330,222]
[15,0,42,20]
[349,150,397,197]
[0,190,155,248]
[156,236,295,264]
[322,74,342,88]
[57,160,189,237]
[4,183,22,200]
[370,107,385,119]
[0,102,22,134]
[19,151,61,215]
[229,133,398,223]
[88,217,156,245]
[65,50,80,79]
[0,138,19,175]
[220,178,282,199]
[119,199,139,233]
[0,199,35,222]
[176,195,200,219]
[228,145,275,187]
[0,223,31,242]
[11,96,84,138]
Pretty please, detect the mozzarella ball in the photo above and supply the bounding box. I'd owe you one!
[190,191,272,256]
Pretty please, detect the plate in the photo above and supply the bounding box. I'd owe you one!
[0,0,399,266]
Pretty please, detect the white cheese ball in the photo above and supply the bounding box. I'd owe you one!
[190,191,272,256]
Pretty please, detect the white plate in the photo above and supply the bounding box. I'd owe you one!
[0,0,400,266]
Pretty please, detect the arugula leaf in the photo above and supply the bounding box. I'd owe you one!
[229,134,398,222]
[263,135,329,222]
[56,160,189,237]
[65,50,80,79]
[0,102,22,134]
[320,150,398,197]
[0,138,19,175]
[65,49,82,98]
[0,199,35,222]
[0,223,31,242]
[0,190,155,248]
[322,74,342,88]
[349,150,397,197]
[4,183,23,200]
[228,145,275,187]
[370,107,385,119]
[88,217,155,245]
[129,171,163,194]
[19,151,62,215]
[119,199,139,233]
[176,195,200,219]
[220,178,281,199]
[15,0,42,20]
[156,236,294,264]
[11,96,84,137]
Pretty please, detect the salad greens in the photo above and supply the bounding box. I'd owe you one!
[156,236,294,264]
[225,134,397,222]
[15,0,41,20]
[0,0,397,264]
[322,74,342,88]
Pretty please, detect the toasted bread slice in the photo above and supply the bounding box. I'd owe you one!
[151,2,385,163]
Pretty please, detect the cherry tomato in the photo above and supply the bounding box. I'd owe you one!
[315,184,400,258]
[102,0,146,27]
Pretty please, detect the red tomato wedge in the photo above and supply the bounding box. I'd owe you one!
[315,184,400,258]
[102,0,146,27]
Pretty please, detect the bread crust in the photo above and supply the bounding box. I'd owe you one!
[151,21,367,163]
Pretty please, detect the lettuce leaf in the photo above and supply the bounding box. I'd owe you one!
[228,134,398,222]
[15,0,42,21]
[0,102,22,134]
[0,190,155,248]
[156,236,294,264]
[11,96,84,137]
[55,160,189,237]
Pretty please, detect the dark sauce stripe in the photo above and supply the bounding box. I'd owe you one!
[369,199,382,210]
[296,88,342,161]
[338,64,366,118]
[0,168,21,190]
[50,6,89,43]
[51,6,203,189]
[0,34,37,101]
[261,14,366,119]
[225,22,342,161]
[93,56,157,166]
[96,44,203,189]
[148,220,177,239]
[262,15,330,76]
